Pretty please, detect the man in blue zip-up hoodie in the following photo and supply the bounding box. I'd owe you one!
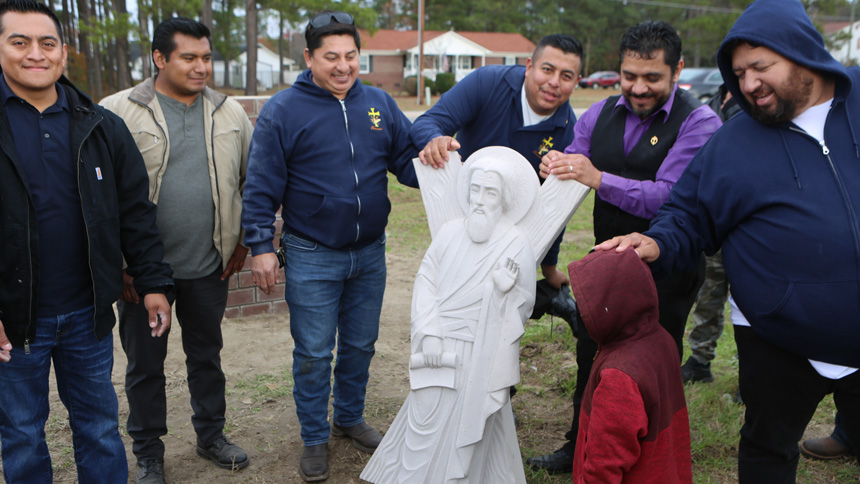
[597,0,860,482]
[241,11,418,483]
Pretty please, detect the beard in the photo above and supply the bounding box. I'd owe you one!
[466,210,501,243]
[624,89,672,119]
[747,65,814,125]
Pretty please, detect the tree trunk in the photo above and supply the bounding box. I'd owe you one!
[61,0,74,51]
[138,0,151,79]
[278,12,285,89]
[245,0,257,95]
[202,0,213,87]
[76,0,98,96]
[202,0,213,30]
[114,0,132,89]
[89,0,103,97]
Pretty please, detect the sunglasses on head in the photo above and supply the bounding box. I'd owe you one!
[308,12,354,29]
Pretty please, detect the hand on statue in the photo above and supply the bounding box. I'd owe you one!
[419,136,460,169]
[493,258,519,293]
[422,336,443,368]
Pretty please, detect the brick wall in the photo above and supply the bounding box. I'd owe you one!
[226,95,289,318]
[362,56,408,92]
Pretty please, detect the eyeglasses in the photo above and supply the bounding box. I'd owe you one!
[308,12,354,29]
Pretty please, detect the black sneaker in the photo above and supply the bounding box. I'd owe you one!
[196,435,250,470]
[136,459,165,484]
[525,447,574,474]
[547,284,579,337]
[681,357,714,383]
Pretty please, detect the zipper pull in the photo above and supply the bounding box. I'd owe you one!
[820,140,830,155]
[24,339,30,355]
[340,100,347,112]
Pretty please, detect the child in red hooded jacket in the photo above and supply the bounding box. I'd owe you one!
[568,248,692,484]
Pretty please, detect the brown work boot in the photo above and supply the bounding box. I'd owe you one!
[800,436,851,460]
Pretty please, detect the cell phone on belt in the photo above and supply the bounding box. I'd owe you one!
[276,246,286,268]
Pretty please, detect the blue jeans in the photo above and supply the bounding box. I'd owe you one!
[0,306,127,483]
[282,234,386,446]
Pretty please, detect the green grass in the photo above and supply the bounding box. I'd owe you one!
[231,366,294,403]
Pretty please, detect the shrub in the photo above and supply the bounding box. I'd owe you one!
[404,75,436,96]
[435,73,456,94]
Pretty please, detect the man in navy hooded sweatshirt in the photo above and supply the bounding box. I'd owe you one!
[598,0,860,482]
[241,11,418,482]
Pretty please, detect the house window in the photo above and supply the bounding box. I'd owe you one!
[360,54,371,74]
[458,56,472,70]
[504,56,517,65]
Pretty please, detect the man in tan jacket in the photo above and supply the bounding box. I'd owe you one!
[101,17,252,484]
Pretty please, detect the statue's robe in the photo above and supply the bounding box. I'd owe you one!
[361,217,535,484]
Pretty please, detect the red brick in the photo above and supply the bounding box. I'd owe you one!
[241,302,272,317]
[273,300,290,314]
[255,98,268,112]
[237,98,256,115]
[223,307,241,319]
[227,288,255,306]
[228,275,239,290]
[257,284,285,302]
[239,272,256,288]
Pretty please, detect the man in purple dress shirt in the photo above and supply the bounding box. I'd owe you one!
[528,20,721,473]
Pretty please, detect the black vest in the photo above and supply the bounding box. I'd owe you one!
[590,88,700,244]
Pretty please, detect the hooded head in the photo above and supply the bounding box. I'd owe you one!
[716,0,846,122]
[567,248,659,347]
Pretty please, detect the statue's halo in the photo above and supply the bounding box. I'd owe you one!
[458,146,540,225]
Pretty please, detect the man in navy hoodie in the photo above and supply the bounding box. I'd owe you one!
[241,11,418,483]
[598,0,860,482]
[411,34,583,330]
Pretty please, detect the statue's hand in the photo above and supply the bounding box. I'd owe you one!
[422,336,443,368]
[493,258,519,293]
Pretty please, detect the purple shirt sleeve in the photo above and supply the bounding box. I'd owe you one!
[565,94,722,219]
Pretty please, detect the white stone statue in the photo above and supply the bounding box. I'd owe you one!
[361,147,590,484]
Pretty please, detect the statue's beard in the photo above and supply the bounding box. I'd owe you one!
[466,210,501,243]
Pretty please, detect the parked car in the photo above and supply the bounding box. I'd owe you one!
[579,71,621,90]
[677,67,723,102]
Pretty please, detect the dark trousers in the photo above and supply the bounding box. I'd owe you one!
[562,260,704,449]
[118,267,229,461]
[735,326,860,484]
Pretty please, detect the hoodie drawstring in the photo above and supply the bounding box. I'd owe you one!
[778,130,803,189]
[844,98,860,159]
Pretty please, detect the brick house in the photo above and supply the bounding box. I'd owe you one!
[358,29,536,92]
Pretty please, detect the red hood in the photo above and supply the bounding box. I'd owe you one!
[568,248,660,347]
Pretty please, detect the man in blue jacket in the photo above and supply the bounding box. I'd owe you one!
[0,1,173,482]
[598,0,860,481]
[411,33,583,338]
[241,11,418,483]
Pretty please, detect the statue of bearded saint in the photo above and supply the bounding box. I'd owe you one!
[362,147,590,484]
